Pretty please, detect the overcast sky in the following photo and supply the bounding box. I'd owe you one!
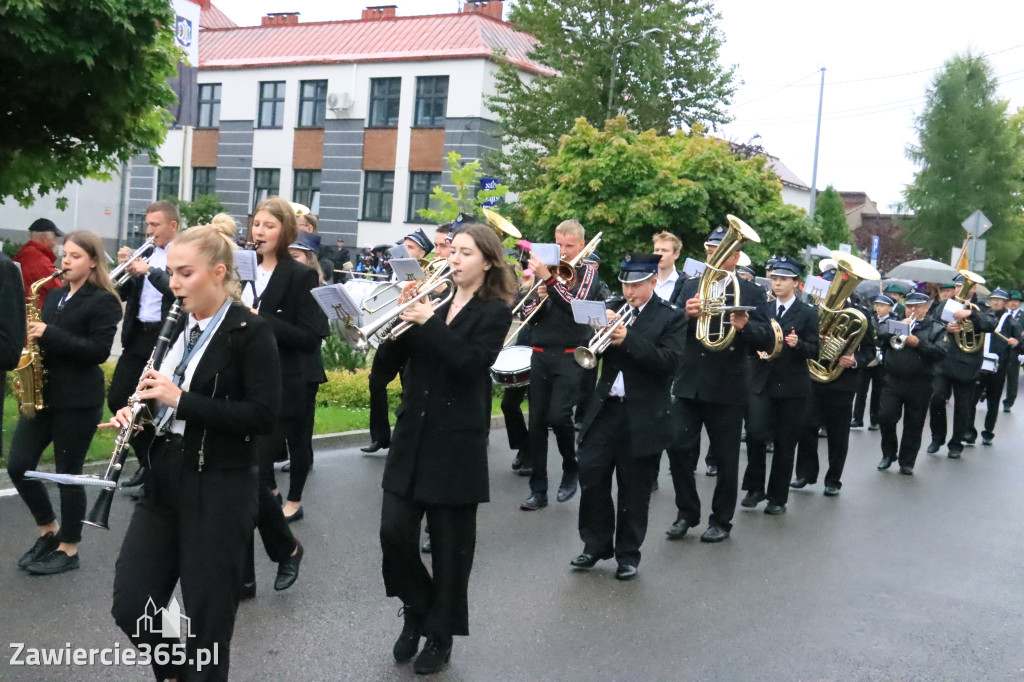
[212,0,1024,213]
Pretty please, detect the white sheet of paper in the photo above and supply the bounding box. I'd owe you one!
[804,275,830,301]
[233,249,258,282]
[571,299,609,327]
[311,284,360,321]
[941,298,964,323]
[389,258,426,282]
[388,243,409,260]
[23,471,116,488]
[885,319,911,336]
[682,258,706,278]
[531,243,561,266]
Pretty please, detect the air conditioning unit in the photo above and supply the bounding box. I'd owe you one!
[326,92,353,118]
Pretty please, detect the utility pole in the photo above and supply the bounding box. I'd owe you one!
[808,67,825,217]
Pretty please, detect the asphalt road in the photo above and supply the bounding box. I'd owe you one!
[1,401,1022,681]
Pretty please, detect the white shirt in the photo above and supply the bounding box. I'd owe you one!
[137,245,168,322]
[155,307,228,435]
[608,299,650,398]
[774,295,796,318]
[654,269,679,301]
[241,264,273,310]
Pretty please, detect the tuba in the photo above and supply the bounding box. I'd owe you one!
[807,251,880,383]
[696,215,761,351]
[951,269,985,353]
[12,269,65,418]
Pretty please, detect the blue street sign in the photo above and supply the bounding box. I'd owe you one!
[871,235,879,260]
[480,178,500,207]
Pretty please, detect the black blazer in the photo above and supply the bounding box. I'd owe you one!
[117,265,174,345]
[381,296,511,506]
[938,307,997,382]
[38,284,122,410]
[749,298,819,398]
[0,253,25,371]
[255,257,327,415]
[671,276,773,405]
[579,296,685,457]
[171,303,281,471]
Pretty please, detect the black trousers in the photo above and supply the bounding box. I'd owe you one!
[879,375,932,467]
[743,393,809,505]
[667,398,745,531]
[971,367,1007,440]
[929,372,974,449]
[380,491,477,637]
[0,370,5,459]
[107,326,160,413]
[527,350,581,494]
[245,433,299,585]
[368,350,399,445]
[112,437,258,682]
[576,366,598,426]
[577,400,658,567]
[501,384,529,453]
[7,406,100,544]
[1003,357,1020,408]
[260,383,318,502]
[795,387,855,488]
[853,362,884,424]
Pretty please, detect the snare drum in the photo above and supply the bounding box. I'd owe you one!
[490,345,533,387]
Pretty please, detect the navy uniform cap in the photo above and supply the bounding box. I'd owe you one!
[289,232,321,253]
[874,294,895,307]
[765,254,780,271]
[768,255,805,278]
[905,292,930,305]
[990,288,1009,299]
[402,228,434,255]
[736,265,755,278]
[705,226,728,246]
[618,253,660,283]
[953,273,965,284]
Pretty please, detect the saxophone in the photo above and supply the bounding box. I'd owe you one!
[12,270,65,418]
[807,252,879,383]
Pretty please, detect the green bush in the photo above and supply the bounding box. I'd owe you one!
[2,240,22,258]
[321,326,368,372]
[317,369,402,410]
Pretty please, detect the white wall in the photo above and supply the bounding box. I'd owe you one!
[0,175,123,245]
[781,185,812,213]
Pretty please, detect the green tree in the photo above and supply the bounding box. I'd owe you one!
[489,0,736,189]
[815,185,851,248]
[0,0,179,207]
[416,152,509,224]
[175,194,227,228]
[902,53,1024,281]
[518,116,820,282]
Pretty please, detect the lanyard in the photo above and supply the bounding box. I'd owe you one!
[171,298,231,388]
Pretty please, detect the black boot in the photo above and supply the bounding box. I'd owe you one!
[393,607,423,663]
[413,634,452,674]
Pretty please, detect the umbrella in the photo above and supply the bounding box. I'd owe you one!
[886,258,957,283]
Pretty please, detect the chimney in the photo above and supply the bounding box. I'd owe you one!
[261,12,300,26]
[361,5,398,21]
[461,0,503,20]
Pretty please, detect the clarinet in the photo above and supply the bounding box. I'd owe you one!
[84,299,184,530]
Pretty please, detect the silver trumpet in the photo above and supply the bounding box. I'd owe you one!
[344,263,455,349]
[574,302,634,369]
[890,314,918,350]
[110,238,156,286]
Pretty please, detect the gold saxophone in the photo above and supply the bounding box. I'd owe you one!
[952,269,986,353]
[696,215,761,351]
[807,252,879,383]
[12,269,65,418]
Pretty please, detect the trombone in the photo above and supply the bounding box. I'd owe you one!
[574,302,634,369]
[343,263,455,349]
[109,238,156,286]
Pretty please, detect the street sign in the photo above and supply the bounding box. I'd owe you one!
[838,243,852,254]
[870,235,879,267]
[962,209,992,237]
[480,178,500,207]
[951,240,987,272]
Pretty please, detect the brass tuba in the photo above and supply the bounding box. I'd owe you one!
[807,251,880,383]
[12,269,65,417]
[696,215,761,351]
[951,269,986,353]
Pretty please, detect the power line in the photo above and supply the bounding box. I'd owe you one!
[733,70,821,108]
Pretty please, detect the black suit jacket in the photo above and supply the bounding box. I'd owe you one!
[117,264,174,345]
[381,296,511,506]
[750,298,819,398]
[579,296,685,457]
[256,257,327,415]
[171,303,281,471]
[671,276,773,405]
[0,253,25,371]
[938,307,997,382]
[38,284,122,410]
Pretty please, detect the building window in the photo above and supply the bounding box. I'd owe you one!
[258,81,286,128]
[362,171,394,222]
[407,172,441,222]
[368,78,401,127]
[197,83,221,128]
[414,76,448,127]
[253,169,281,209]
[297,80,328,128]
[294,170,321,213]
[192,167,217,199]
[156,167,180,200]
[126,212,148,249]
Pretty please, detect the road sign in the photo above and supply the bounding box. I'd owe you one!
[870,235,879,267]
[962,210,992,237]
[480,178,501,207]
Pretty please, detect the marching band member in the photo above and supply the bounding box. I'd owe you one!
[741,256,819,515]
[572,253,684,578]
[875,292,946,474]
[966,288,1020,446]
[852,294,898,430]
[109,222,280,681]
[884,283,907,319]
[665,227,771,543]
[8,231,121,575]
[1003,290,1024,412]
[652,231,682,302]
[378,223,514,674]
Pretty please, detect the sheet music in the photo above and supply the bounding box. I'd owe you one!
[388,243,409,260]
[389,258,426,282]
[804,275,830,302]
[311,284,360,321]
[531,243,561,266]
[233,249,258,282]
[23,471,116,488]
[941,299,963,323]
[571,299,610,327]
[682,258,706,278]
[884,319,911,336]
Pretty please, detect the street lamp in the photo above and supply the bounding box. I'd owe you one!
[606,27,663,120]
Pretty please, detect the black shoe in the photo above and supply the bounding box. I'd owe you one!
[963,435,976,445]
[817,427,827,438]
[413,635,452,675]
[740,491,766,508]
[17,533,59,570]
[899,466,914,475]
[274,542,304,591]
[121,466,147,488]
[284,506,304,523]
[982,432,994,446]
[764,502,786,515]
[393,607,422,663]
[421,536,431,554]
[281,460,291,473]
[614,564,638,581]
[520,493,548,511]
[877,457,894,471]
[25,549,79,575]
[570,550,612,569]
[511,450,526,471]
[926,442,941,455]
[868,423,880,431]
[241,581,257,600]
[850,419,864,429]
[700,526,730,543]
[360,440,390,454]
[517,466,533,477]
[789,477,808,489]
[823,486,840,497]
[556,474,578,503]
[1003,405,1012,413]
[706,465,718,477]
[666,518,691,540]
[948,448,962,459]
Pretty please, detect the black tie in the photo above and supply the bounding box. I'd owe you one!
[777,304,785,319]
[629,307,639,325]
[187,324,201,353]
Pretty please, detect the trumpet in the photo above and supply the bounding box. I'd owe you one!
[360,258,449,315]
[574,302,633,369]
[110,238,156,286]
[890,314,918,350]
[343,263,455,349]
